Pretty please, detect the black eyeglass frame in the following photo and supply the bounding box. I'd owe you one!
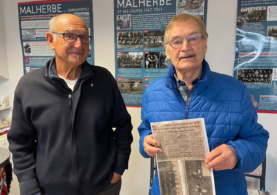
[52,32,92,44]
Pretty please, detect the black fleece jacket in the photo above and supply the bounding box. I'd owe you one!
[8,59,133,195]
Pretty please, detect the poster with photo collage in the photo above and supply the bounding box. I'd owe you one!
[18,0,94,74]
[235,0,277,113]
[114,0,208,107]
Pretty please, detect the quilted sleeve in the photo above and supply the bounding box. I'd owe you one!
[227,86,269,173]
[138,91,152,158]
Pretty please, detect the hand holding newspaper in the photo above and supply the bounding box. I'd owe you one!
[151,118,216,195]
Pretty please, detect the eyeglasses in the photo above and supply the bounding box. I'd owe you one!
[52,32,92,44]
[167,34,203,49]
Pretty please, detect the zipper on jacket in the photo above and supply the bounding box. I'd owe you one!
[185,107,189,119]
[69,93,81,195]
[69,94,72,107]
[185,81,201,119]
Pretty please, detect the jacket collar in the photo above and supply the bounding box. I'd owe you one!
[44,57,93,79]
[165,59,211,94]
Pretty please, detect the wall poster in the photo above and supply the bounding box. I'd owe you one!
[235,0,277,113]
[18,0,94,74]
[114,0,208,107]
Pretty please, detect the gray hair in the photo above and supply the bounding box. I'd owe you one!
[164,14,208,45]
[49,16,58,41]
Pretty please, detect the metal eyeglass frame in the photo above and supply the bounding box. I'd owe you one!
[167,34,203,49]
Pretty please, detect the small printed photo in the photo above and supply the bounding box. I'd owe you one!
[241,6,266,23]
[117,52,143,68]
[22,29,36,41]
[145,52,160,69]
[25,67,31,73]
[117,31,143,49]
[237,68,273,84]
[159,52,171,69]
[118,79,143,94]
[74,12,90,27]
[184,160,213,195]
[117,14,132,30]
[176,0,205,15]
[158,161,183,195]
[23,42,31,54]
[267,26,277,37]
[144,30,164,48]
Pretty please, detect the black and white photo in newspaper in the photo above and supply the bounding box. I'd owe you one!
[151,118,216,195]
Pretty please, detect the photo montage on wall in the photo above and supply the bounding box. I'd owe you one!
[234,0,277,113]
[114,0,208,107]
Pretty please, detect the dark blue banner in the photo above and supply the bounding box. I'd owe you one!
[18,0,94,74]
[114,0,208,107]
[235,0,277,113]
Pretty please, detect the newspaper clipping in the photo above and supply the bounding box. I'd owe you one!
[151,118,215,195]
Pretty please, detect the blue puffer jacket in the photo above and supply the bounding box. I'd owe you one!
[138,60,269,195]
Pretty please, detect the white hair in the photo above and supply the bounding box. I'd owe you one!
[49,16,58,41]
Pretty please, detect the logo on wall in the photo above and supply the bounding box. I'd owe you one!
[251,95,259,107]
[25,57,29,63]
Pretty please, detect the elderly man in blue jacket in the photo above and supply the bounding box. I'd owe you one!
[138,13,269,195]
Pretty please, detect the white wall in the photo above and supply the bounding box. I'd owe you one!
[0,0,276,194]
[0,0,9,80]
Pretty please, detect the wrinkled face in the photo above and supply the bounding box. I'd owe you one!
[50,16,89,67]
[165,19,207,74]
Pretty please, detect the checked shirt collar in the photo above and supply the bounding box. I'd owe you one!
[174,71,202,106]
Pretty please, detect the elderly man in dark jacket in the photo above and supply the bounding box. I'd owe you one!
[8,14,133,195]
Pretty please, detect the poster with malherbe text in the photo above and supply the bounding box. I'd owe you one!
[18,0,94,74]
[114,0,208,107]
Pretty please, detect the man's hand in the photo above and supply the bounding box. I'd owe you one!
[143,134,163,157]
[110,172,121,184]
[205,144,237,171]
